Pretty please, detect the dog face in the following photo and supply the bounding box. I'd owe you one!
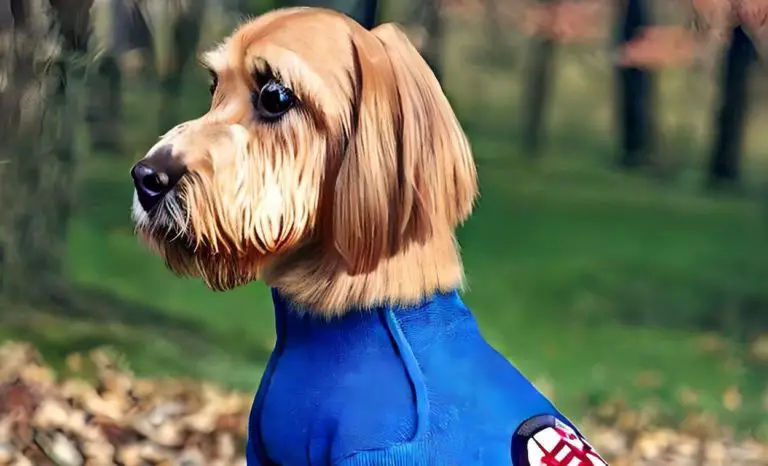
[131,7,477,292]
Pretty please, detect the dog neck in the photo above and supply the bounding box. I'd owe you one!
[262,228,465,317]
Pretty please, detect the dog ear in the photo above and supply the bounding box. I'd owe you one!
[332,23,478,275]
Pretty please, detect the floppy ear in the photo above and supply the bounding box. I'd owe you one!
[332,23,478,275]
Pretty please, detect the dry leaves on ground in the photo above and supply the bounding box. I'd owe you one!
[0,341,766,465]
[0,342,250,465]
[586,399,768,465]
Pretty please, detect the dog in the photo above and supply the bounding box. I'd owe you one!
[130,7,607,466]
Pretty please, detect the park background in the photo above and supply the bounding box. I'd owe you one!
[1,0,767,464]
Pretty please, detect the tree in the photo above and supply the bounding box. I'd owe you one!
[279,0,379,29]
[157,0,205,134]
[615,0,656,169]
[480,0,514,66]
[708,26,757,187]
[483,0,504,51]
[8,0,26,28]
[236,0,279,15]
[0,0,93,304]
[521,0,557,156]
[357,0,378,29]
[420,0,443,83]
[88,0,153,152]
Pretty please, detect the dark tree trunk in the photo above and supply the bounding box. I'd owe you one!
[158,1,204,134]
[482,0,509,63]
[0,0,12,29]
[87,0,152,153]
[356,0,378,29]
[49,0,93,53]
[111,0,152,56]
[0,0,92,303]
[9,0,27,29]
[521,38,556,156]
[615,0,655,169]
[237,0,279,15]
[280,0,378,29]
[708,26,757,187]
[88,56,123,151]
[421,0,443,83]
[521,1,557,157]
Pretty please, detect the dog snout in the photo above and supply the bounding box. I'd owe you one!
[131,145,187,211]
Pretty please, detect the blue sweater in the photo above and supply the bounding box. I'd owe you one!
[246,289,607,465]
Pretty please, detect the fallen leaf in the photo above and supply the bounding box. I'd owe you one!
[722,386,742,411]
[65,354,83,374]
[698,333,725,353]
[634,371,663,389]
[763,386,768,412]
[676,386,699,407]
[750,334,768,363]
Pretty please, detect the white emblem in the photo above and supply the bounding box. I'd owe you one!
[525,420,607,465]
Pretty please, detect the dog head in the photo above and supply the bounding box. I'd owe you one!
[131,7,477,292]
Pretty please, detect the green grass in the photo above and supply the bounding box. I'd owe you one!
[2,14,768,440]
[9,141,758,438]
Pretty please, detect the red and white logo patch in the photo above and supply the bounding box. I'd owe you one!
[525,419,607,466]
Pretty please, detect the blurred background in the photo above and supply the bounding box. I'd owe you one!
[1,0,767,463]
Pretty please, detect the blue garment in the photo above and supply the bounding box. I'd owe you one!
[246,289,585,465]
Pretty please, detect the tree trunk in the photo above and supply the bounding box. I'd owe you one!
[87,0,152,153]
[112,0,152,56]
[88,56,122,151]
[0,0,12,29]
[237,0,278,15]
[482,0,509,63]
[158,1,205,134]
[356,0,378,29]
[420,0,443,83]
[0,0,92,304]
[615,0,655,169]
[708,26,756,187]
[279,0,378,28]
[8,0,27,29]
[521,1,556,157]
[49,0,93,53]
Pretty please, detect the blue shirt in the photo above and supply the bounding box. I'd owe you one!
[246,289,595,465]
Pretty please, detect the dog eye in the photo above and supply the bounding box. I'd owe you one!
[255,81,295,120]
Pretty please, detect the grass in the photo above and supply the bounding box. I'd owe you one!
[2,13,767,440]
[14,139,761,438]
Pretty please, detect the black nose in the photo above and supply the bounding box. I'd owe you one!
[131,145,186,211]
